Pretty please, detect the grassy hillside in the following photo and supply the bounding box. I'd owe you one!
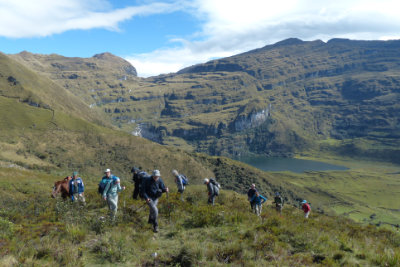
[0,53,109,126]
[11,39,400,163]
[0,166,399,266]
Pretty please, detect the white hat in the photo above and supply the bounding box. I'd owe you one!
[152,170,161,177]
[203,178,209,184]
[104,168,111,173]
[172,170,179,176]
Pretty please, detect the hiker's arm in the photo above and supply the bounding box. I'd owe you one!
[261,196,267,204]
[160,179,168,192]
[102,181,111,199]
[208,184,214,195]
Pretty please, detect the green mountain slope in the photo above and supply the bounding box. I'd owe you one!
[11,39,400,162]
[0,53,109,126]
[0,52,303,202]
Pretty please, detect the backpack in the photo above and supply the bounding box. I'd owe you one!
[209,178,221,196]
[274,196,283,205]
[180,174,188,186]
[138,171,151,199]
[98,176,117,195]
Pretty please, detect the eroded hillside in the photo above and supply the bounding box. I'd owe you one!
[10,38,400,161]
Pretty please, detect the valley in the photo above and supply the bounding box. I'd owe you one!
[0,38,400,266]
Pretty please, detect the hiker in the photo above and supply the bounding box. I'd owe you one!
[101,169,125,219]
[142,170,169,233]
[131,166,142,200]
[69,172,85,204]
[273,192,284,214]
[172,169,187,201]
[204,178,220,205]
[250,192,267,216]
[247,184,258,211]
[301,200,311,218]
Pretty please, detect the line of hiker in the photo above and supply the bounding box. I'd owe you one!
[53,168,311,234]
[246,183,311,218]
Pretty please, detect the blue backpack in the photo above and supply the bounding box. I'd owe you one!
[98,176,117,195]
[180,174,188,185]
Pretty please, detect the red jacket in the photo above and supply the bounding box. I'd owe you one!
[302,203,311,213]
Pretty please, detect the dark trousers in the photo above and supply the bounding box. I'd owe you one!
[208,194,216,205]
[132,182,140,199]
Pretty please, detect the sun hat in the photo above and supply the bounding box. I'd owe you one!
[301,200,307,204]
[152,170,161,177]
[203,178,209,184]
[172,170,179,176]
[104,168,111,173]
[72,171,78,176]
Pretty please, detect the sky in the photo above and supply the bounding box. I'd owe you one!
[1,0,400,77]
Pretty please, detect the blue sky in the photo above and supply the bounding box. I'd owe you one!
[1,0,400,77]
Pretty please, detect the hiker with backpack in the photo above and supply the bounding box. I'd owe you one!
[172,169,188,201]
[273,192,284,214]
[204,178,220,205]
[131,166,143,200]
[99,169,125,219]
[301,200,311,218]
[247,184,258,211]
[142,170,169,233]
[69,171,85,204]
[250,191,267,216]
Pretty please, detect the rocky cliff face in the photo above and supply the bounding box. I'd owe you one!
[9,39,400,160]
[233,107,270,132]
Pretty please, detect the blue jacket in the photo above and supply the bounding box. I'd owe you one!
[69,177,84,196]
[142,176,167,200]
[102,175,122,198]
[251,194,267,205]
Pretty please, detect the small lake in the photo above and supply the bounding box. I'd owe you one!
[236,156,349,173]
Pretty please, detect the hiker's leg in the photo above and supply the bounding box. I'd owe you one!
[211,195,215,205]
[153,199,159,227]
[79,194,86,204]
[148,199,159,226]
[304,211,310,218]
[107,195,118,218]
[256,204,261,216]
[133,183,140,199]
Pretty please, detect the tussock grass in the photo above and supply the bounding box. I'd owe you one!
[0,168,399,266]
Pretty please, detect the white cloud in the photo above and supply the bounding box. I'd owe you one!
[127,0,400,77]
[0,0,179,38]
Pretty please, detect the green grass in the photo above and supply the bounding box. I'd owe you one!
[0,166,399,266]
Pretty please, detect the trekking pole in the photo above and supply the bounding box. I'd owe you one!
[132,202,147,212]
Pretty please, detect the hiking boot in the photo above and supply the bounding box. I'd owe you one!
[153,226,158,233]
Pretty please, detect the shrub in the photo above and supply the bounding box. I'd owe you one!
[91,233,130,263]
[169,247,198,267]
[215,242,243,264]
[184,205,225,228]
[0,217,15,239]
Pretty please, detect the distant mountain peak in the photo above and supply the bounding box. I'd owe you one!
[273,38,304,47]
[92,52,118,60]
